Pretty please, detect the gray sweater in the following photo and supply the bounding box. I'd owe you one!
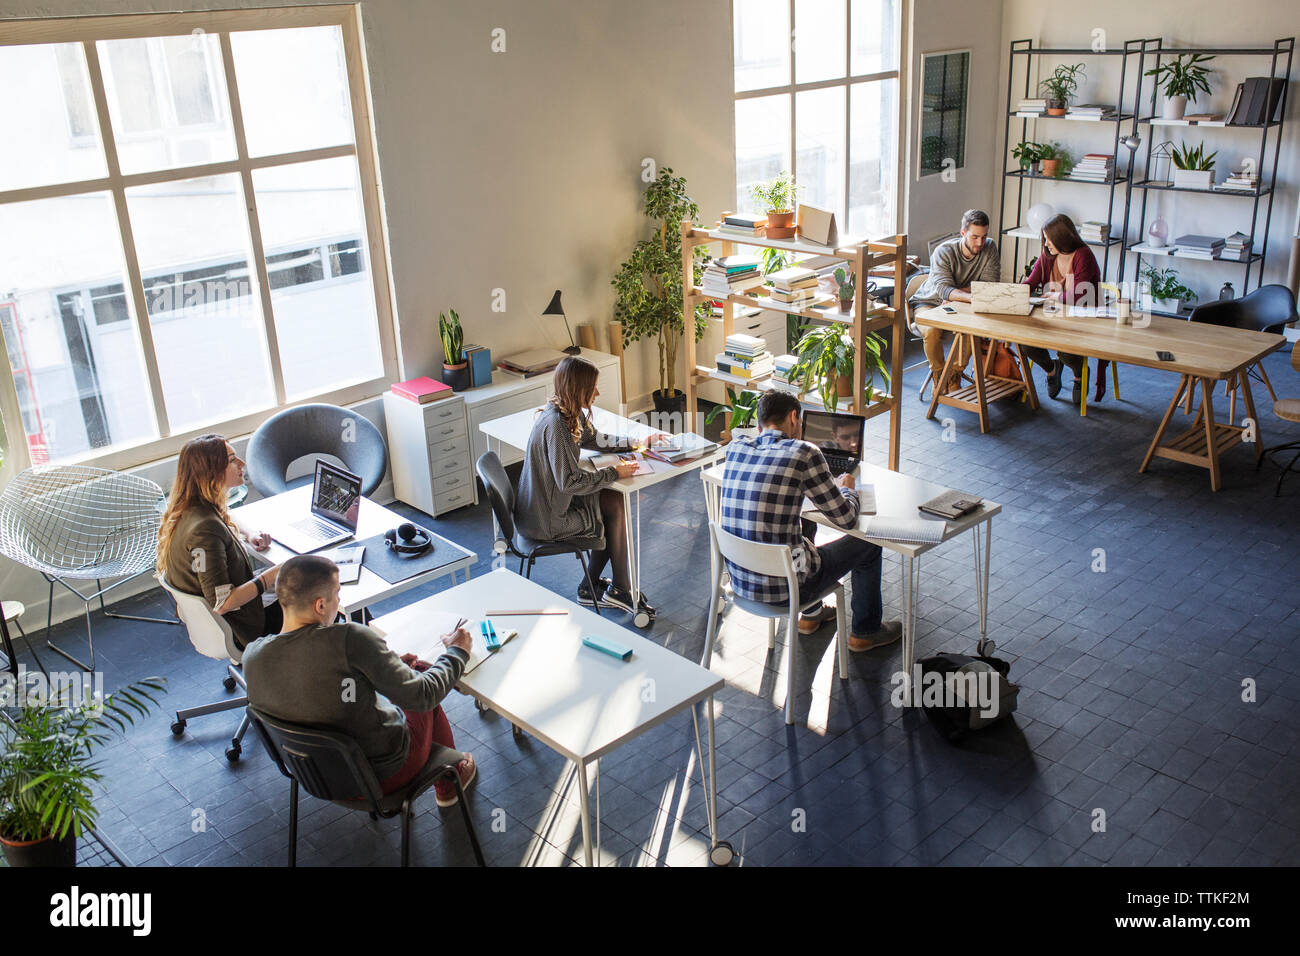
[243,621,468,780]
[914,236,1002,305]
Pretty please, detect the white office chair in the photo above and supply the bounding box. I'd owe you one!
[156,572,251,763]
[702,521,848,725]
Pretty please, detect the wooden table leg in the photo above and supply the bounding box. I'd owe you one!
[970,334,989,434]
[1140,374,1189,473]
[925,329,963,421]
[1201,377,1221,492]
[1016,344,1040,410]
[1239,371,1263,464]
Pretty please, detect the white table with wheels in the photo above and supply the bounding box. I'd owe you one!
[371,568,731,866]
[700,461,1001,682]
[478,405,723,627]
[233,485,476,614]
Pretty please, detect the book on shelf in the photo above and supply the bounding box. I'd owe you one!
[715,359,774,380]
[391,376,453,404]
[1067,103,1116,119]
[717,223,764,238]
[767,266,818,290]
[1079,220,1111,243]
[498,348,565,377]
[1228,77,1286,125]
[1174,234,1225,250]
[463,344,493,387]
[1223,232,1251,251]
[713,255,763,272]
[724,332,767,356]
[723,215,766,230]
[715,349,773,369]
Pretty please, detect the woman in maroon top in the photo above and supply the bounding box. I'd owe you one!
[1021,214,1107,404]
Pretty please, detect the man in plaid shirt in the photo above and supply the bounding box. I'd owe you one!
[721,391,901,651]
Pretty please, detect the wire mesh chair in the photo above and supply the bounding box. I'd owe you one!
[0,465,178,670]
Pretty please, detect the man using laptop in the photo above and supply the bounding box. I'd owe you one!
[912,209,1002,393]
[721,391,901,651]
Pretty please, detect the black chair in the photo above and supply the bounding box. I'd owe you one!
[1187,284,1299,417]
[474,451,602,614]
[246,403,389,498]
[248,707,485,867]
[1257,339,1300,496]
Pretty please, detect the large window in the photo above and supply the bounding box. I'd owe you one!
[0,9,395,469]
[733,0,904,239]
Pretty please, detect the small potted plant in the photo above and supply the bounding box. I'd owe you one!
[1170,140,1217,190]
[833,267,856,312]
[1012,141,1042,175]
[1145,52,1214,120]
[791,322,889,412]
[1139,264,1197,314]
[1039,63,1084,116]
[750,171,801,239]
[1,677,166,867]
[704,386,760,443]
[1037,142,1067,178]
[439,309,468,391]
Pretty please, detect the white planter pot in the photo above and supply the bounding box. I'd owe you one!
[726,426,759,443]
[1162,94,1188,119]
[1143,295,1182,314]
[1173,168,1213,190]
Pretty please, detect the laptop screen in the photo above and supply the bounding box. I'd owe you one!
[802,410,865,460]
[310,461,362,532]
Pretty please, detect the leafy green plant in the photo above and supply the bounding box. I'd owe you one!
[833,267,856,302]
[791,322,888,412]
[438,309,464,366]
[0,678,167,844]
[760,247,792,276]
[612,167,708,397]
[1145,53,1214,101]
[704,386,759,430]
[1012,141,1042,169]
[1036,141,1066,162]
[1171,140,1216,171]
[750,170,802,213]
[1039,63,1085,105]
[1140,264,1196,303]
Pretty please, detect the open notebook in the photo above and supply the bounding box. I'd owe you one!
[861,516,947,544]
[370,610,515,675]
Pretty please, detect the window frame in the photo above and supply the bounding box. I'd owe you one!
[0,5,399,473]
[917,47,970,181]
[731,0,910,237]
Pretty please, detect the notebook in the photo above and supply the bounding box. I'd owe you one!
[862,516,946,544]
[918,490,983,520]
[332,544,365,584]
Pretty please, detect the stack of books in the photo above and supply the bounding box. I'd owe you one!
[391,376,454,404]
[1016,97,1046,115]
[1216,169,1260,193]
[1069,153,1115,182]
[717,215,766,238]
[1079,220,1111,244]
[498,348,565,378]
[1174,234,1224,260]
[771,354,799,388]
[715,333,772,383]
[646,432,719,463]
[701,256,763,298]
[1067,103,1116,120]
[1220,232,1252,262]
[767,265,819,306]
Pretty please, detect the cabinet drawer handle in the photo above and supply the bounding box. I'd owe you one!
[441,427,454,435]
[444,460,459,470]
[446,477,459,486]
[447,494,464,504]
[747,322,761,330]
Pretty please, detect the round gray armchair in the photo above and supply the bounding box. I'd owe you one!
[246,403,389,498]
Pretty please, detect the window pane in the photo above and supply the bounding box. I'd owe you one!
[0,43,108,191]
[231,26,355,157]
[795,86,845,221]
[849,78,897,238]
[126,174,274,430]
[795,0,846,84]
[734,0,790,92]
[920,51,969,177]
[851,0,899,75]
[252,157,384,400]
[99,33,237,175]
[0,193,156,463]
[735,94,791,218]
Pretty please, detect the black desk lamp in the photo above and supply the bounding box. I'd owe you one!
[543,290,582,355]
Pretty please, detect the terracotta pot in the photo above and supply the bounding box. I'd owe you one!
[441,362,469,391]
[1046,99,1066,116]
[1,829,76,867]
[1039,158,1060,178]
[836,373,854,398]
[839,297,854,313]
[766,210,797,239]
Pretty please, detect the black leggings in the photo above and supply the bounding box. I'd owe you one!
[1022,346,1083,378]
[586,489,631,591]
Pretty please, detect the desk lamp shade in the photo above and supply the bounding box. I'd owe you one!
[543,290,582,355]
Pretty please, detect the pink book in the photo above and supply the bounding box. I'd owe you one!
[391,376,452,403]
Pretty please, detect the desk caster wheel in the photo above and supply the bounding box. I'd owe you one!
[474,698,485,713]
[492,539,508,555]
[225,742,241,762]
[222,675,237,692]
[709,841,735,866]
[633,610,652,629]
[171,718,186,737]
[977,638,994,657]
[512,723,524,740]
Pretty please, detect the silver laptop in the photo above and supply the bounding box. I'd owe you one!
[971,281,1033,315]
[268,460,362,554]
[803,410,866,477]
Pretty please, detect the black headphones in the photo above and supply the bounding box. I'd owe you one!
[384,522,433,556]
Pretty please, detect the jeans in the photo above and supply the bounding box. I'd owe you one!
[797,518,884,635]
[382,705,456,795]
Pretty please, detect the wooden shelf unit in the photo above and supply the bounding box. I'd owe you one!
[681,216,908,471]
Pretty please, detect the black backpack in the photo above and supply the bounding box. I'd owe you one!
[916,651,1019,743]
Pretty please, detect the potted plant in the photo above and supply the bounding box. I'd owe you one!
[791,322,888,412]
[613,167,709,426]
[1039,63,1084,116]
[1145,52,1214,120]
[1170,140,1217,190]
[1037,142,1067,178]
[1139,264,1197,314]
[1,677,166,867]
[439,309,468,391]
[833,267,856,312]
[703,386,760,443]
[760,247,792,278]
[1012,141,1042,175]
[750,171,801,239]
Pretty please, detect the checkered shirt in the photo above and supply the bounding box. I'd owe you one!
[720,428,860,605]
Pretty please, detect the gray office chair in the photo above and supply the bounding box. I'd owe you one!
[246,403,388,498]
[1186,284,1298,417]
[249,707,485,867]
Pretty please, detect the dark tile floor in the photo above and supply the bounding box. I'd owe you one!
[5,343,1299,866]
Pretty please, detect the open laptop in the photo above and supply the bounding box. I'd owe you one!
[803,410,866,477]
[971,281,1035,315]
[267,460,362,554]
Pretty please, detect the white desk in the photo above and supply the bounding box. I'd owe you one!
[232,486,476,614]
[371,569,729,866]
[700,461,1001,681]
[479,405,724,627]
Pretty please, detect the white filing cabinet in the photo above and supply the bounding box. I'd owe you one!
[384,348,622,516]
